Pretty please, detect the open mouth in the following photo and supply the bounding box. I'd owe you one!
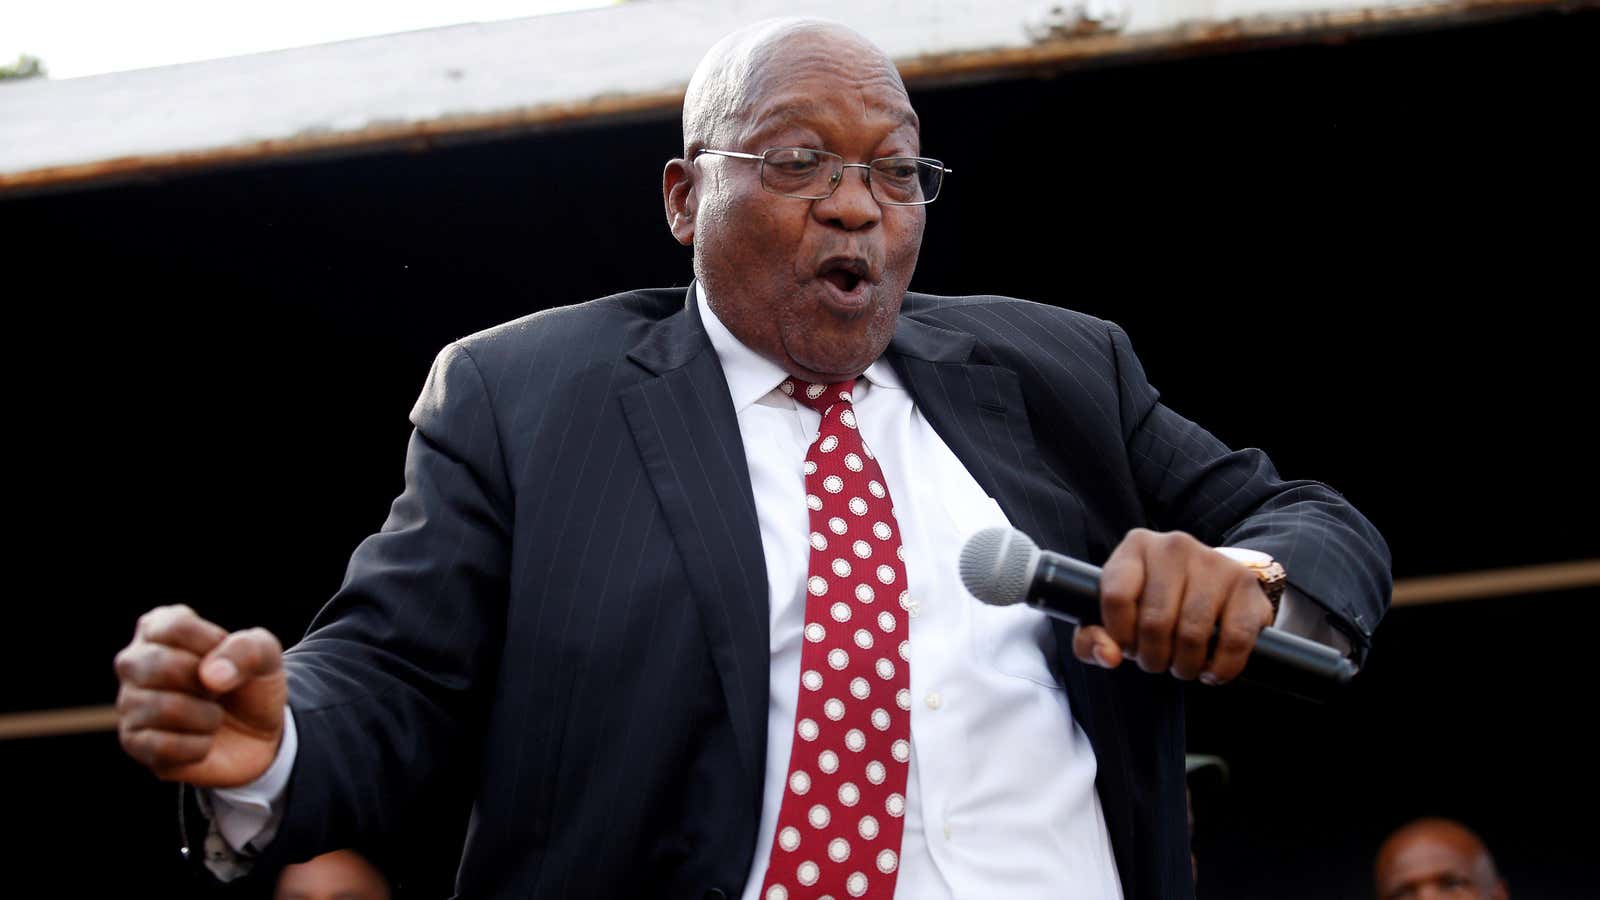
[817,257,870,295]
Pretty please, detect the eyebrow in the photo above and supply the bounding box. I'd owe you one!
[751,98,920,137]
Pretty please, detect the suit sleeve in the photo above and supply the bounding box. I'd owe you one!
[1108,323,1391,663]
[256,341,514,869]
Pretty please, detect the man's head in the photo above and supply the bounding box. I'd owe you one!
[1375,818,1508,900]
[663,19,926,382]
[275,849,392,900]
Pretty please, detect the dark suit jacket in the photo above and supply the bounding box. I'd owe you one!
[236,286,1389,899]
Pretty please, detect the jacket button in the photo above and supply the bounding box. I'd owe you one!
[703,890,728,900]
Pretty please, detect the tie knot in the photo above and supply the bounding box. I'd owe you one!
[781,378,857,414]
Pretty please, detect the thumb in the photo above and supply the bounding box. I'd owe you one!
[199,627,284,694]
[1072,624,1125,669]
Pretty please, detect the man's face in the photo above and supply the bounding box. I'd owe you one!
[1375,831,1507,900]
[682,33,926,382]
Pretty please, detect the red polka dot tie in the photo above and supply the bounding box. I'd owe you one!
[758,378,911,900]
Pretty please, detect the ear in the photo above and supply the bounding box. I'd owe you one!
[663,158,696,246]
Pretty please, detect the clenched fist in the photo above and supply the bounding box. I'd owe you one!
[113,604,286,787]
[1071,529,1276,685]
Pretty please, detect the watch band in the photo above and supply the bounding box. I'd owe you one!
[1214,547,1287,617]
[1251,560,1288,614]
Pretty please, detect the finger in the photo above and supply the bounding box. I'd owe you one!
[116,684,224,735]
[113,643,205,694]
[1100,530,1149,650]
[200,628,284,694]
[1134,535,1189,673]
[119,721,213,774]
[1169,559,1230,681]
[1201,581,1274,685]
[134,605,230,656]
[1073,625,1124,669]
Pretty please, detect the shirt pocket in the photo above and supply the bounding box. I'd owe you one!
[941,492,1065,691]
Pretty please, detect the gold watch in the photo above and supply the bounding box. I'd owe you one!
[1214,547,1287,615]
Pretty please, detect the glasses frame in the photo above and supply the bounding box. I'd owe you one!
[693,147,952,206]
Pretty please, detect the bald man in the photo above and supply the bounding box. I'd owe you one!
[1376,819,1509,900]
[114,18,1389,900]
[275,850,391,900]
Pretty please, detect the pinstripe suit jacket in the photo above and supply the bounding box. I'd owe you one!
[255,285,1389,899]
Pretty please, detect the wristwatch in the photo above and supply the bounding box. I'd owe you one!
[1214,547,1288,616]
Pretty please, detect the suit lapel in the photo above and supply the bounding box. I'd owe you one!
[886,315,1090,560]
[888,311,1104,785]
[619,287,769,803]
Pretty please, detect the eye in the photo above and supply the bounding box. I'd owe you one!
[765,148,824,174]
[875,159,920,180]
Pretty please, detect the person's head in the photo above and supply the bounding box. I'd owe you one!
[663,18,929,382]
[1375,818,1508,900]
[275,848,391,900]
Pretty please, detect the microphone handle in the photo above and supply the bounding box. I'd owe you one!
[1026,554,1355,701]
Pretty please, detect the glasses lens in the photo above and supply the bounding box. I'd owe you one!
[762,148,839,199]
[871,158,942,205]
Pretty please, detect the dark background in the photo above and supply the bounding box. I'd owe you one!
[3,7,1596,896]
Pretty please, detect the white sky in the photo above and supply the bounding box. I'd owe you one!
[1,0,611,79]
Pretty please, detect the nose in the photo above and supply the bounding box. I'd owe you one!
[813,163,880,231]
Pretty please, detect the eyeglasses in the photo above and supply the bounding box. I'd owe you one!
[693,147,951,206]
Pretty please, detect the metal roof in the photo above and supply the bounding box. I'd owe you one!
[0,0,1566,194]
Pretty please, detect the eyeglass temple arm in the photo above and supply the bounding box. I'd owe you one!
[694,148,765,161]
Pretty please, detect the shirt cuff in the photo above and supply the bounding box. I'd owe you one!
[207,705,297,854]
[1273,588,1354,657]
[1216,546,1355,658]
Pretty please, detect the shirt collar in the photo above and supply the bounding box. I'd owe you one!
[696,283,903,415]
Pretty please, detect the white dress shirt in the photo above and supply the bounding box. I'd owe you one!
[208,287,1346,894]
[696,290,1122,900]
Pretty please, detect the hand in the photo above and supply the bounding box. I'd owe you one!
[114,604,287,787]
[1071,529,1274,685]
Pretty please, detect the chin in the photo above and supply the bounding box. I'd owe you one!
[780,285,902,377]
[786,332,887,381]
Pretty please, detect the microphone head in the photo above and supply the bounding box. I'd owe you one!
[958,526,1041,606]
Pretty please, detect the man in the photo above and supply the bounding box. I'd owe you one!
[1375,819,1509,900]
[275,849,391,900]
[114,18,1389,900]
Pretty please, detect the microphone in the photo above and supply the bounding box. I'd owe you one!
[958,527,1356,700]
